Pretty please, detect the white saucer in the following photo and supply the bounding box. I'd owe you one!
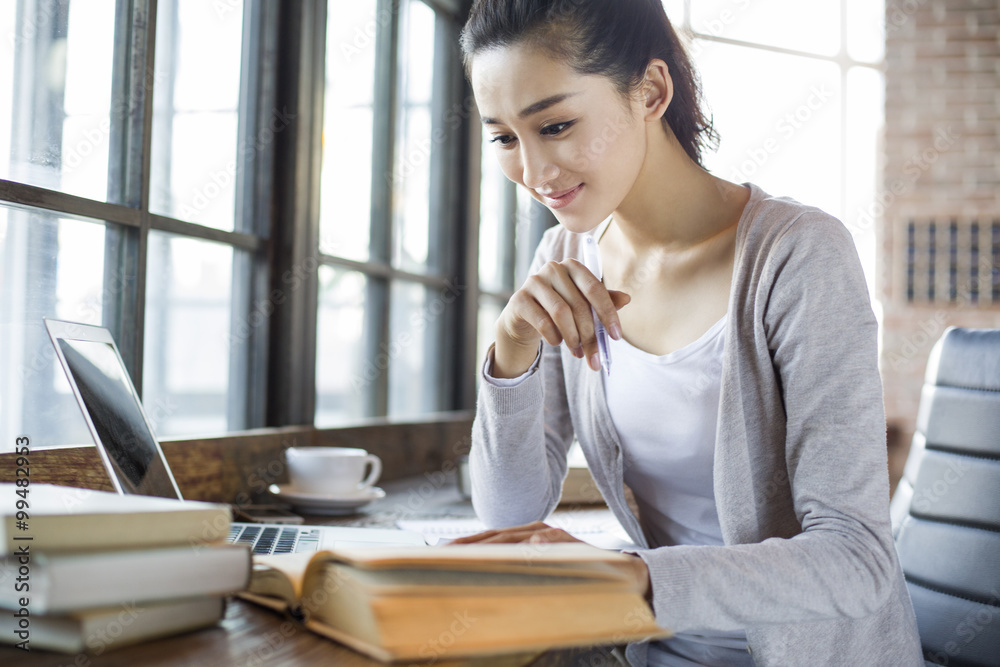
[268,484,385,515]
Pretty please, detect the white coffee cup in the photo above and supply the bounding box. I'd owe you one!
[285,447,382,496]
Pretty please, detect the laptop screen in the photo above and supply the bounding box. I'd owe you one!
[47,323,182,500]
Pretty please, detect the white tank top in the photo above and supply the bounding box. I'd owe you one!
[605,315,728,548]
[605,315,752,664]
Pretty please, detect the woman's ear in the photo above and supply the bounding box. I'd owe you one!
[641,59,673,121]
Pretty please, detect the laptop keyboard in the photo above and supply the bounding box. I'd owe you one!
[229,524,317,555]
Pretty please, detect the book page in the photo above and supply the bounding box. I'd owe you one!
[316,542,638,581]
[397,509,635,549]
[248,552,316,604]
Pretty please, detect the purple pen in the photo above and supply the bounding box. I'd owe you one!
[581,235,611,375]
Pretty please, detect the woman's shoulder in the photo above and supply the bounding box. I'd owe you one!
[741,183,848,243]
[739,183,857,265]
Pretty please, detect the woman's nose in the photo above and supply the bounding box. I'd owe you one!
[519,142,559,190]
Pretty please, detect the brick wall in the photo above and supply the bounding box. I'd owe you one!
[880,0,1000,447]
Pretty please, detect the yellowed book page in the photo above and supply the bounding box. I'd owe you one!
[248,551,318,605]
[318,543,638,580]
[314,563,633,597]
[237,591,296,615]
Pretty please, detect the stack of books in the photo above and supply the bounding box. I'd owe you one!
[0,483,251,654]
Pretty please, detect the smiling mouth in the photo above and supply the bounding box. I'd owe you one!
[538,184,583,209]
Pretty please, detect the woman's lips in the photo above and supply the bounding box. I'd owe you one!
[539,184,583,209]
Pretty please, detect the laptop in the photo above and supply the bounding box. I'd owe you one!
[43,318,426,554]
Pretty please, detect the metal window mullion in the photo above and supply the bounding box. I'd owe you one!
[266,0,324,427]
[99,0,157,390]
[228,0,277,430]
[443,13,478,412]
[0,180,141,226]
[318,254,452,288]
[423,10,460,411]
[148,213,261,251]
[460,65,482,411]
[367,0,401,417]
[689,32,878,69]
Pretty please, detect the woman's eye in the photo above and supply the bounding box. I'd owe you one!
[490,134,516,147]
[541,121,575,136]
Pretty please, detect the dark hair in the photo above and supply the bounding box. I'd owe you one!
[460,0,719,166]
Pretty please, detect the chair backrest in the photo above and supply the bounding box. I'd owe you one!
[889,327,1000,666]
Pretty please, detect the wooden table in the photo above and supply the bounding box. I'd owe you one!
[0,476,628,666]
[1,597,629,666]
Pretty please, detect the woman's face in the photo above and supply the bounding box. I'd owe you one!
[470,44,649,234]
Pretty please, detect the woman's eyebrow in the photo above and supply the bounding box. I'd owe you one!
[481,92,580,125]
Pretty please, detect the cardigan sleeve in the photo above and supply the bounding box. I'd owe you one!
[469,230,577,528]
[631,212,901,632]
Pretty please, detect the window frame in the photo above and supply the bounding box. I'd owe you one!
[1,0,482,453]
[0,0,277,441]
[670,0,886,290]
[314,0,477,422]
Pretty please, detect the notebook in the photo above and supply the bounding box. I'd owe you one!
[42,318,425,554]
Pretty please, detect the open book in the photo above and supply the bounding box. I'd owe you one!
[242,542,667,662]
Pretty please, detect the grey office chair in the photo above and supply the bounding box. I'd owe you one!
[889,327,1000,667]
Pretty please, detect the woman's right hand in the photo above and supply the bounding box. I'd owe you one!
[493,259,631,378]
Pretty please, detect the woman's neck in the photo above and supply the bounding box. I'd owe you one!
[608,127,749,256]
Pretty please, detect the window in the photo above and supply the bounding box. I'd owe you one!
[1,1,889,453]
[668,0,886,296]
[0,0,274,450]
[316,0,470,426]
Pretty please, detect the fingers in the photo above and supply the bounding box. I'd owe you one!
[524,271,588,351]
[609,290,631,311]
[448,522,581,545]
[542,262,601,355]
[499,260,629,369]
[449,521,549,544]
[562,261,624,370]
[567,259,624,341]
[475,527,576,544]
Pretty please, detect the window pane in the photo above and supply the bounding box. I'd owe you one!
[143,232,236,437]
[150,0,244,231]
[316,267,369,426]
[0,205,106,451]
[388,280,441,417]
[392,0,436,273]
[847,0,886,63]
[478,131,511,292]
[0,2,116,201]
[690,0,841,56]
[320,0,377,261]
[697,42,843,219]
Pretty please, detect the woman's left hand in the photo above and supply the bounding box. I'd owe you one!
[450,521,581,544]
[449,521,652,600]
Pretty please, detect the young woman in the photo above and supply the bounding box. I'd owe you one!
[455,1,923,665]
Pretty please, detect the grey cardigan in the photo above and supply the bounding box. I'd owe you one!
[470,184,924,665]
